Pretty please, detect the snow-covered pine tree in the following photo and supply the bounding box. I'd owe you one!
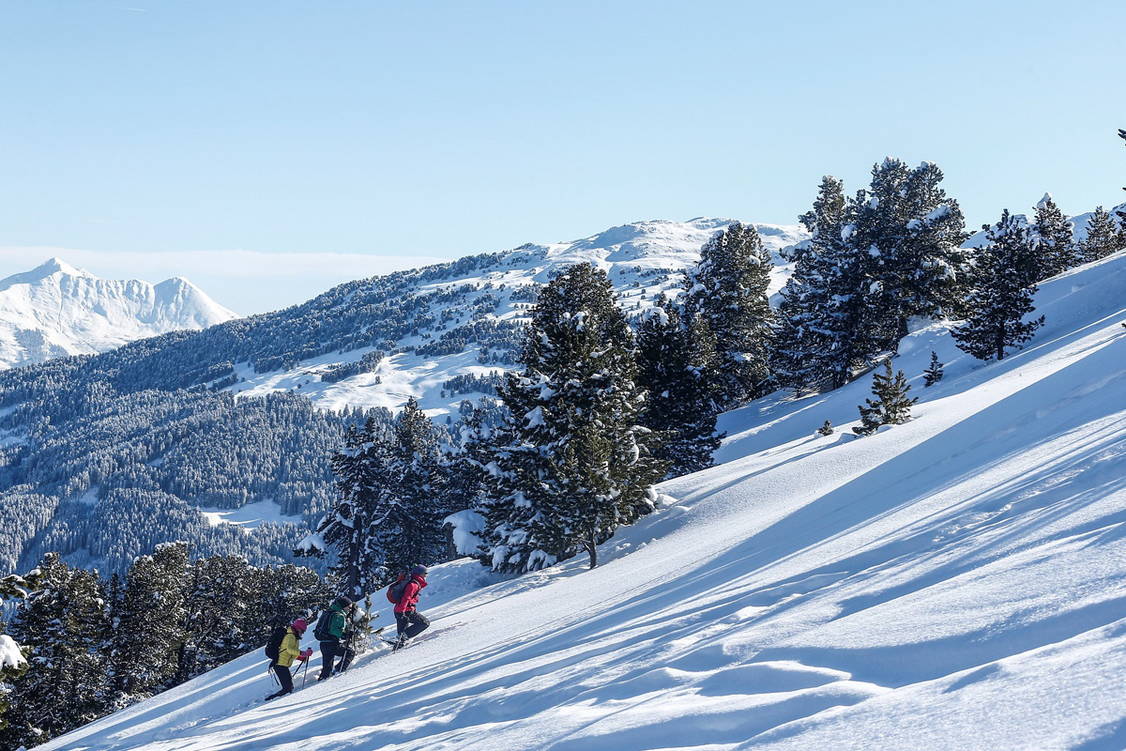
[953,210,1046,361]
[892,161,970,331]
[248,562,331,634]
[817,420,834,436]
[635,296,723,478]
[480,264,667,571]
[850,159,969,351]
[176,554,256,683]
[317,419,391,599]
[774,176,848,394]
[923,350,944,387]
[819,184,893,389]
[443,399,506,557]
[682,222,774,406]
[1079,206,1123,262]
[377,397,450,575]
[2,554,110,749]
[109,542,189,701]
[1032,193,1077,279]
[853,360,918,436]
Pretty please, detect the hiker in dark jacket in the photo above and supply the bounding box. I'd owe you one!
[266,618,312,700]
[393,565,430,649]
[315,596,357,680]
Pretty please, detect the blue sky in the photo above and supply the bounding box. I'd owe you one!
[1,0,1123,313]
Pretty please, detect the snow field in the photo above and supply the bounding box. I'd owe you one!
[39,250,1126,750]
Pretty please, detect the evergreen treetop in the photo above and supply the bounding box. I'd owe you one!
[635,296,724,478]
[682,222,774,406]
[1032,193,1077,279]
[1079,206,1123,263]
[953,210,1045,362]
[479,264,666,572]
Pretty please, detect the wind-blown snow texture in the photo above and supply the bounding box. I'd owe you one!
[42,251,1126,750]
[0,258,235,368]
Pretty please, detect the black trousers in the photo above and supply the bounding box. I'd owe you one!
[268,663,293,698]
[318,640,356,680]
[395,610,430,639]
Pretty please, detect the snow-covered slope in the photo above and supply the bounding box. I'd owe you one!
[44,251,1126,750]
[0,258,236,368]
[226,217,805,416]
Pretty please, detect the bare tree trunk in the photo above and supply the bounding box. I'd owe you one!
[585,528,598,569]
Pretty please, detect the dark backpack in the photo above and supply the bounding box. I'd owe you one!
[313,609,334,642]
[385,573,408,604]
[264,625,288,661]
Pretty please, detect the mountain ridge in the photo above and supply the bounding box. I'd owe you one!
[0,257,237,369]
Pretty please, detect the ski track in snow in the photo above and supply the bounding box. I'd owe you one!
[40,251,1126,750]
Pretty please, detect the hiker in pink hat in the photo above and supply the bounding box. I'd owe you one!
[264,617,313,701]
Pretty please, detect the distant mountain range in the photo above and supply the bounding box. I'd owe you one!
[0,258,236,369]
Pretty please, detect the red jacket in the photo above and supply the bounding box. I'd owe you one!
[394,574,427,614]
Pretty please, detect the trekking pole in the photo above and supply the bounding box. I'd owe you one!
[301,657,310,689]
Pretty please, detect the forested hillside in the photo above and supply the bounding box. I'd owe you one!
[0,219,802,576]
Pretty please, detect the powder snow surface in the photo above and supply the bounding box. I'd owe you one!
[0,258,236,368]
[41,251,1126,750]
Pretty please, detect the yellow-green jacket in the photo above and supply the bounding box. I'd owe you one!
[276,627,302,668]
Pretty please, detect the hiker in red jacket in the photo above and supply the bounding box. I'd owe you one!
[393,564,430,649]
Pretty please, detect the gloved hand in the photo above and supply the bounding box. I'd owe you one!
[297,647,313,662]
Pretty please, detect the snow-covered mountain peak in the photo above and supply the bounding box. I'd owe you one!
[0,259,237,369]
[0,256,93,290]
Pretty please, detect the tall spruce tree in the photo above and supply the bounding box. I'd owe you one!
[247,562,331,632]
[176,554,256,684]
[109,542,189,702]
[853,361,918,436]
[318,404,451,597]
[953,210,1045,361]
[317,419,391,599]
[849,158,968,349]
[1079,206,1123,262]
[443,400,506,554]
[1032,193,1077,279]
[892,161,970,329]
[821,187,890,389]
[2,554,110,749]
[774,176,849,393]
[479,264,667,571]
[682,222,775,406]
[377,397,450,575]
[635,297,723,478]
